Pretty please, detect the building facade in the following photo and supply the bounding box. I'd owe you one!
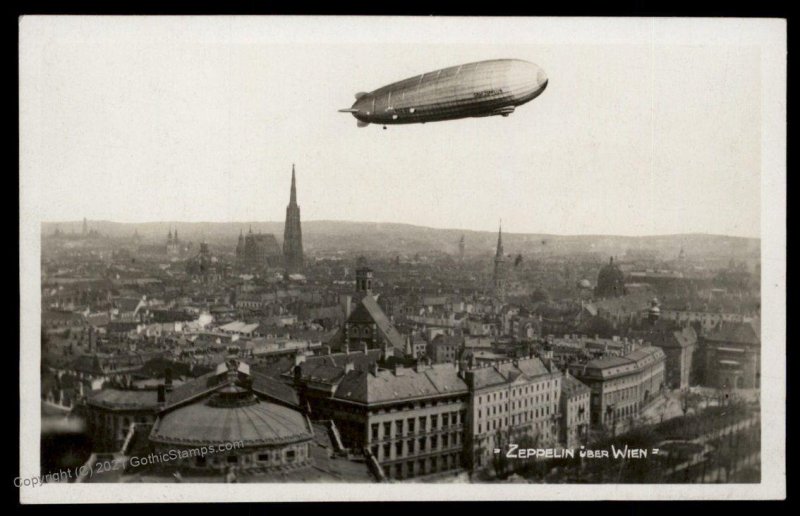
[559,372,591,448]
[568,345,666,433]
[701,320,760,390]
[463,357,563,470]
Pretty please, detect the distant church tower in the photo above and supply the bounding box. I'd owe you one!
[283,164,304,273]
[493,223,507,302]
[236,229,245,262]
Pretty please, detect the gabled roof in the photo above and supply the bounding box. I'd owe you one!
[347,295,406,349]
[286,350,383,385]
[562,374,590,397]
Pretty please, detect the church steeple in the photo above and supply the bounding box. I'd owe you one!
[495,222,505,260]
[283,164,304,274]
[289,164,297,206]
[493,221,507,302]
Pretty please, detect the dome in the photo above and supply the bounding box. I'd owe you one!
[595,257,626,298]
[150,396,312,447]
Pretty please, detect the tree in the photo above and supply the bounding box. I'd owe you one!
[679,389,703,416]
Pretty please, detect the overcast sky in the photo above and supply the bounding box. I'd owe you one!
[20,17,763,237]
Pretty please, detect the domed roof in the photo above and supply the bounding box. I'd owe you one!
[595,257,626,298]
[150,397,312,447]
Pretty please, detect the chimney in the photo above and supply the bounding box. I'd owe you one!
[157,384,166,403]
[344,361,355,373]
[165,367,173,392]
[294,352,306,367]
[362,342,369,354]
[370,362,379,376]
[464,370,476,392]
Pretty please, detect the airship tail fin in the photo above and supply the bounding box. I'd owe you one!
[357,120,369,128]
[354,92,368,99]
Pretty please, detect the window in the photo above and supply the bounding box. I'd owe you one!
[408,439,415,453]
[442,413,449,427]
[383,443,391,459]
[396,441,404,456]
[286,449,296,462]
[419,437,426,451]
[227,455,238,464]
[407,418,415,433]
[431,415,438,428]
[396,420,404,435]
[383,422,391,438]
[443,434,449,447]
[419,417,427,431]
[371,423,379,440]
[431,435,438,449]
[258,453,270,462]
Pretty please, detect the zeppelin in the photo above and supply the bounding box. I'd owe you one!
[339,59,548,128]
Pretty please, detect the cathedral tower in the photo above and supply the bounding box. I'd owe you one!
[283,164,304,273]
[493,223,507,302]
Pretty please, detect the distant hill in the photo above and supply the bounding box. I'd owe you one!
[41,220,760,260]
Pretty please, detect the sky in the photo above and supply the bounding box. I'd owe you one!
[20,17,763,237]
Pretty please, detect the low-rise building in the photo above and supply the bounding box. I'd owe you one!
[559,372,591,448]
[568,345,666,433]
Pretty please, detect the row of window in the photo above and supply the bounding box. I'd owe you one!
[478,408,559,435]
[371,412,462,440]
[476,382,556,404]
[372,432,462,461]
[384,453,461,480]
[186,446,305,468]
[478,403,556,421]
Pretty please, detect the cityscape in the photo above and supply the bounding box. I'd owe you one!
[40,164,761,484]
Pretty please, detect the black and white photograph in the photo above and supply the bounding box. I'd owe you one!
[18,15,785,502]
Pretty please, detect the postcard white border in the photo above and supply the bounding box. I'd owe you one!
[19,15,786,502]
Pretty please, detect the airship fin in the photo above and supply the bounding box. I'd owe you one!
[354,92,368,99]
[357,120,369,128]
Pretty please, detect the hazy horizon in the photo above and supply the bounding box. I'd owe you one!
[40,217,760,240]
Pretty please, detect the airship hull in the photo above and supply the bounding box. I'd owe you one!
[341,59,548,126]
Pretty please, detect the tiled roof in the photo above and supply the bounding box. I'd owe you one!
[333,363,467,405]
[705,321,760,345]
[251,371,300,407]
[349,295,406,349]
[87,389,160,410]
[561,375,590,397]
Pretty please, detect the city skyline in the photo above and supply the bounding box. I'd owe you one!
[21,17,762,238]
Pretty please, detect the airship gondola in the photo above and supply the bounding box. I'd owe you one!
[339,59,548,128]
